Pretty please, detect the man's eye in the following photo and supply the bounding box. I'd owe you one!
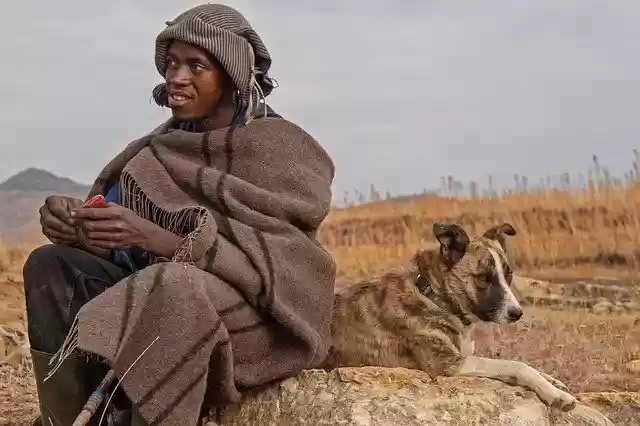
[166,58,178,68]
[191,63,205,72]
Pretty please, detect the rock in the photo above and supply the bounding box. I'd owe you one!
[578,392,640,426]
[622,301,640,311]
[213,367,614,425]
[592,300,613,314]
[625,360,640,375]
[611,304,625,314]
[0,325,30,367]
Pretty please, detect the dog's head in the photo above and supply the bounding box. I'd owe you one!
[429,222,523,324]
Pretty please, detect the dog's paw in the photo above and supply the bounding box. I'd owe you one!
[535,380,577,412]
[548,388,578,412]
[538,371,569,392]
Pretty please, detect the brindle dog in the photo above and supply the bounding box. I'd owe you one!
[326,222,577,411]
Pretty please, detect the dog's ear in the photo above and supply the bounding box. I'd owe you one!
[433,223,469,267]
[483,223,517,252]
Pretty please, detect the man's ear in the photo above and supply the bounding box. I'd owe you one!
[433,223,470,267]
[483,222,517,252]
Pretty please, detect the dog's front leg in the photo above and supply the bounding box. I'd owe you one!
[535,370,569,391]
[454,356,577,411]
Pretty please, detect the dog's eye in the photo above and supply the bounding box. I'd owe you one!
[474,273,492,289]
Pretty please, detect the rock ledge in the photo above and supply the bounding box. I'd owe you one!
[213,367,615,425]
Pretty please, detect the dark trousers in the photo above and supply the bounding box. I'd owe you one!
[23,244,130,353]
[23,244,134,422]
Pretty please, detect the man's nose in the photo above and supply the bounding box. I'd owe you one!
[167,66,190,85]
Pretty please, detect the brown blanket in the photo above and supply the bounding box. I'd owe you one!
[50,117,337,425]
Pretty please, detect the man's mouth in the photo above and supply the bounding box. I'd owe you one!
[168,91,192,107]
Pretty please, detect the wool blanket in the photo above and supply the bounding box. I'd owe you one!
[50,117,337,425]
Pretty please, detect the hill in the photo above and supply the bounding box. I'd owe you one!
[0,169,90,241]
[0,168,89,193]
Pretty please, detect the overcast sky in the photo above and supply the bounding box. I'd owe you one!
[1,0,639,199]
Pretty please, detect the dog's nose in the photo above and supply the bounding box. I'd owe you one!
[507,307,523,322]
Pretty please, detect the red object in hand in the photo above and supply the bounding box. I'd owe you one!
[82,194,108,208]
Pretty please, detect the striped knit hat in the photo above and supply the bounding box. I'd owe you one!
[151,3,276,122]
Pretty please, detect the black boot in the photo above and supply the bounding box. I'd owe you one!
[30,348,89,425]
[129,408,148,426]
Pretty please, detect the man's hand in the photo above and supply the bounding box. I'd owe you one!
[39,195,83,245]
[71,204,182,258]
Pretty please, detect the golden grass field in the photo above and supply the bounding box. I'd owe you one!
[1,161,640,424]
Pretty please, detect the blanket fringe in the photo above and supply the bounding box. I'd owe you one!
[45,313,80,382]
[121,172,195,237]
[121,170,211,265]
[172,212,208,265]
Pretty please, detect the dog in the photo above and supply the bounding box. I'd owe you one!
[325,222,577,411]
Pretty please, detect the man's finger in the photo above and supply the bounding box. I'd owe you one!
[71,207,120,221]
[86,239,123,250]
[83,220,126,232]
[46,196,74,226]
[86,231,124,241]
[44,227,78,242]
[38,204,50,225]
[42,212,77,235]
[48,236,62,245]
[42,228,72,245]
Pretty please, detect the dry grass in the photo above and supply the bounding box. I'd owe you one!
[0,240,33,277]
[0,361,37,426]
[320,156,640,282]
[320,185,640,281]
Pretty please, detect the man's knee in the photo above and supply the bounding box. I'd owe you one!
[22,245,78,351]
[23,244,67,286]
[22,244,85,301]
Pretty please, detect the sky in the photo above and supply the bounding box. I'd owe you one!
[1,0,639,199]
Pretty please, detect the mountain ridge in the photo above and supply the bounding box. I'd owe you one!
[0,168,91,193]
